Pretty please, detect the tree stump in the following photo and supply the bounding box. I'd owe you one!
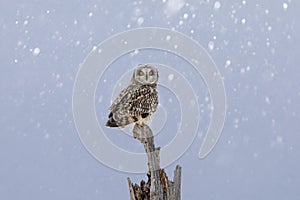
[127,124,182,200]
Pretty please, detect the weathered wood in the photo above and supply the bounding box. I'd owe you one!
[128,178,137,200]
[128,124,182,200]
[173,166,182,200]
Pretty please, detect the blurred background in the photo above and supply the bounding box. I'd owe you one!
[1,0,299,199]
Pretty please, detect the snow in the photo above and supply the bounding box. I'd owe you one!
[137,17,144,26]
[164,0,185,16]
[241,18,246,24]
[166,35,171,41]
[183,13,188,19]
[247,41,252,47]
[265,96,270,104]
[265,9,269,14]
[267,26,272,31]
[133,8,141,17]
[44,133,50,139]
[3,0,299,199]
[240,67,246,74]
[282,3,288,11]
[168,74,174,81]
[213,1,221,11]
[276,136,283,144]
[225,59,231,68]
[208,41,214,50]
[130,49,139,56]
[36,123,41,128]
[204,96,210,102]
[56,82,63,88]
[253,153,258,158]
[33,48,40,56]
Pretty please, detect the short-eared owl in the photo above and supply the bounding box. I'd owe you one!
[106,64,159,128]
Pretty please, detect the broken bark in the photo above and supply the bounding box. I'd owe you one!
[128,124,182,200]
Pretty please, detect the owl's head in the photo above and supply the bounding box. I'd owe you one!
[132,64,158,85]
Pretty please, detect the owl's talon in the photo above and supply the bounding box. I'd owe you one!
[136,120,145,127]
[145,115,152,121]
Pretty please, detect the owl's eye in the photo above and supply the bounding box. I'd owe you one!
[138,71,144,76]
[149,70,154,76]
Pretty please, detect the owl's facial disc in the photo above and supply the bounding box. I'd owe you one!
[134,65,158,85]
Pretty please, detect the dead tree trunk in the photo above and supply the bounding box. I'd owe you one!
[127,124,182,200]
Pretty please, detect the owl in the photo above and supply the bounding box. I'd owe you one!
[106,64,159,128]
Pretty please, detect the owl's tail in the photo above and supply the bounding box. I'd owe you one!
[106,112,119,127]
[106,112,141,128]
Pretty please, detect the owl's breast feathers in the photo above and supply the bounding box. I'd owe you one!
[106,84,158,128]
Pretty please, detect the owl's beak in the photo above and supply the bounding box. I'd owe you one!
[146,74,148,81]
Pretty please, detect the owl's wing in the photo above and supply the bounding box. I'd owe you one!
[107,85,158,127]
[109,85,135,113]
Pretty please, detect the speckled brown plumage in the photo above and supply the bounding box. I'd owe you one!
[106,65,159,128]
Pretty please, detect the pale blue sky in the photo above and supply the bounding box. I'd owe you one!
[1,0,299,199]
